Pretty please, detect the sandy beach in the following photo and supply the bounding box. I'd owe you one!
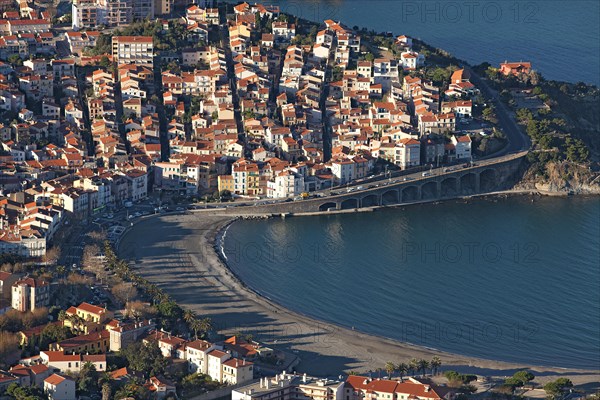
[118,212,599,389]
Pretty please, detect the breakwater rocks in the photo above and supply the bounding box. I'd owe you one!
[238,215,272,220]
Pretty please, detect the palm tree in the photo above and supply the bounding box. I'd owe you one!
[66,314,85,334]
[198,317,213,337]
[189,319,201,340]
[417,359,430,377]
[385,362,396,379]
[430,357,441,375]
[183,309,196,326]
[396,363,408,381]
[98,372,112,386]
[56,265,66,282]
[408,358,419,376]
[101,382,112,400]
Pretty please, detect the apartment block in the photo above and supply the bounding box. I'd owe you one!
[112,36,154,67]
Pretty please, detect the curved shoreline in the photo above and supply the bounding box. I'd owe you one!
[118,212,600,386]
[215,214,597,371]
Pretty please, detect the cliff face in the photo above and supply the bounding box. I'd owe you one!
[517,161,600,195]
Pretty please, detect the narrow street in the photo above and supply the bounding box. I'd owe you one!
[219,12,244,138]
[113,75,131,155]
[75,66,94,156]
[319,35,338,161]
[153,63,170,161]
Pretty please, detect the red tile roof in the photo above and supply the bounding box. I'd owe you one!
[45,373,69,386]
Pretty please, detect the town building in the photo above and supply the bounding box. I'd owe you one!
[44,373,76,400]
[11,278,49,312]
[112,36,154,66]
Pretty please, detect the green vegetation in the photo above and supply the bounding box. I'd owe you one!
[332,66,344,82]
[476,61,598,161]
[77,362,100,395]
[7,54,23,66]
[502,370,535,393]
[5,383,46,400]
[482,105,498,124]
[476,64,597,188]
[443,370,477,386]
[544,378,573,399]
[114,381,151,400]
[422,65,457,86]
[181,373,222,397]
[382,357,442,380]
[521,110,590,165]
[121,341,168,376]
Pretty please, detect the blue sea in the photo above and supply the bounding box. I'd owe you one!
[230,0,600,85]
[224,196,600,369]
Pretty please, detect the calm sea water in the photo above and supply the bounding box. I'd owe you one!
[231,0,600,85]
[223,196,600,369]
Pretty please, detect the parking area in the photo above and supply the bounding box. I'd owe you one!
[107,225,126,243]
[457,118,491,136]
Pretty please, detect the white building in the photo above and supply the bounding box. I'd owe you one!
[330,157,355,184]
[400,51,425,70]
[312,43,330,60]
[442,101,473,119]
[372,58,400,92]
[272,22,295,43]
[186,339,219,374]
[44,374,76,400]
[451,135,472,160]
[112,36,154,66]
[395,138,421,169]
[206,349,229,382]
[40,351,107,373]
[125,169,148,201]
[267,170,304,199]
[232,372,344,400]
[222,358,253,385]
[11,278,49,312]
